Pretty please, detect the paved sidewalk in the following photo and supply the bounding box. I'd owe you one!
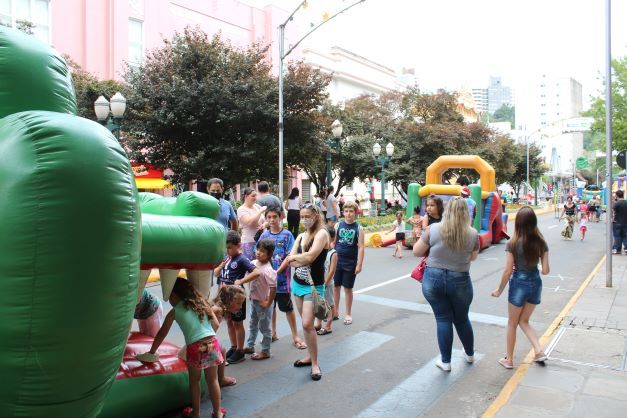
[486,255,627,418]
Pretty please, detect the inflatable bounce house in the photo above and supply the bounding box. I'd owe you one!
[404,155,508,250]
[0,26,225,417]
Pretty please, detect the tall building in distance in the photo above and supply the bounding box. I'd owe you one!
[471,88,488,113]
[487,76,514,113]
[471,76,513,115]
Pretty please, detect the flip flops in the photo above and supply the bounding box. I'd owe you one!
[251,352,270,360]
[219,377,237,387]
[343,317,353,325]
[317,328,332,336]
[293,340,307,349]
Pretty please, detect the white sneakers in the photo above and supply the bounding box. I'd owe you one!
[435,353,474,372]
[435,359,451,372]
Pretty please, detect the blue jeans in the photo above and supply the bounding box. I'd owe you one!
[421,267,474,363]
[246,300,273,353]
[612,224,627,252]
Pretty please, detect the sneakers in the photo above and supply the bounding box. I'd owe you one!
[612,249,620,255]
[225,346,236,359]
[435,359,451,372]
[465,354,475,364]
[227,350,246,364]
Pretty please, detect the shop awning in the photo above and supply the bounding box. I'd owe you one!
[134,178,173,189]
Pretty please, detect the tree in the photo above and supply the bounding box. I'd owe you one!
[491,104,515,128]
[509,143,544,195]
[122,28,331,188]
[64,55,127,121]
[584,57,627,150]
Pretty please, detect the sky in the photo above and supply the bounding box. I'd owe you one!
[243,0,627,109]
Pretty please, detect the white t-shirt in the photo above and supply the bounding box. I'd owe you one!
[326,194,338,218]
[287,198,300,210]
[393,219,405,233]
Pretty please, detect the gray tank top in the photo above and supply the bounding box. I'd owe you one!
[421,223,478,272]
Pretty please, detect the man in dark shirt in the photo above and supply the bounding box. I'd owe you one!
[612,190,627,254]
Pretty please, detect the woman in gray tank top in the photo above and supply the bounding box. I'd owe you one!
[413,197,480,372]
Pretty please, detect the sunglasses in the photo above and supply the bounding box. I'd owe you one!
[302,203,319,212]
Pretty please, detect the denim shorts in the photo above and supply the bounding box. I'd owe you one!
[508,270,542,307]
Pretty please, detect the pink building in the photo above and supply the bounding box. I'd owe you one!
[1,0,304,196]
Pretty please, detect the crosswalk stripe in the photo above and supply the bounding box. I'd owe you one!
[219,331,394,417]
[356,350,484,418]
[355,294,510,327]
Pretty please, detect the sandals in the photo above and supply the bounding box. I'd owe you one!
[271,335,279,342]
[251,352,270,361]
[344,317,353,325]
[293,359,312,368]
[498,357,513,369]
[219,377,237,387]
[293,340,307,349]
[317,328,332,336]
[534,352,547,362]
[212,407,228,418]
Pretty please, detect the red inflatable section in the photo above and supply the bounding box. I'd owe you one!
[116,332,187,380]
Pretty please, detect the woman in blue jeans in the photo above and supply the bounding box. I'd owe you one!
[413,198,479,372]
[491,206,550,369]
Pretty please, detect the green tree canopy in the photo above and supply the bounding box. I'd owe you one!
[122,27,331,188]
[490,103,515,128]
[584,57,627,150]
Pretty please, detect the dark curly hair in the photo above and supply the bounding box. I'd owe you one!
[171,278,213,321]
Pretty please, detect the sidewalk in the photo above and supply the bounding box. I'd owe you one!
[484,255,627,418]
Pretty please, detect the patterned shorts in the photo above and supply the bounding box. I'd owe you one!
[186,336,223,369]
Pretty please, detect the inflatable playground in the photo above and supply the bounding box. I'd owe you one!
[0,26,225,417]
[401,155,508,250]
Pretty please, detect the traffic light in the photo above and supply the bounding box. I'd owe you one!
[617,150,627,169]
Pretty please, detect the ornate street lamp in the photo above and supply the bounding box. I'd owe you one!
[373,141,394,216]
[326,119,343,188]
[94,92,126,139]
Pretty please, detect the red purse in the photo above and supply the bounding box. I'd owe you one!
[411,256,428,283]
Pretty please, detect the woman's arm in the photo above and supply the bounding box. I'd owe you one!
[287,229,328,266]
[149,309,175,354]
[413,230,429,257]
[540,251,550,275]
[491,252,514,297]
[239,205,267,225]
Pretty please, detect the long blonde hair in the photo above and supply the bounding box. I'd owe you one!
[440,197,474,252]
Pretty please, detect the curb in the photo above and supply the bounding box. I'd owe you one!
[481,255,606,418]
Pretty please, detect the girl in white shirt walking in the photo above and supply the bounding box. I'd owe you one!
[388,211,406,258]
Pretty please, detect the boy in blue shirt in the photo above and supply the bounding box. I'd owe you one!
[258,208,307,350]
[333,201,365,325]
[214,230,258,364]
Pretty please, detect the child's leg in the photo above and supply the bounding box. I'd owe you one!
[397,241,403,258]
[259,304,273,355]
[246,301,260,349]
[226,319,236,349]
[505,303,523,364]
[203,366,223,418]
[235,321,245,351]
[271,305,278,339]
[324,305,333,332]
[518,303,542,354]
[333,285,341,318]
[187,365,202,418]
[344,287,353,321]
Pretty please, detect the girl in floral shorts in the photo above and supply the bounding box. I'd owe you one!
[137,278,226,418]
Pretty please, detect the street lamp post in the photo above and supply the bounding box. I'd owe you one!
[94,92,126,139]
[325,119,343,188]
[277,0,366,202]
[373,141,394,216]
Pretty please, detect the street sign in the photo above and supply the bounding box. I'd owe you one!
[576,156,589,169]
[617,150,627,169]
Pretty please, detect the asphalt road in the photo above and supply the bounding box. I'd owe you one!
[148,212,606,418]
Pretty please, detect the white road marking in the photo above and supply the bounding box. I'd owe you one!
[355,274,410,294]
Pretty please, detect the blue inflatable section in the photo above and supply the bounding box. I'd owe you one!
[481,194,494,233]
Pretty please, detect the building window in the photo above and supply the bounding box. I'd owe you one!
[128,18,143,65]
[0,0,50,44]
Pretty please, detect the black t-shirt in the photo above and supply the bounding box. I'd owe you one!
[613,200,627,226]
[219,254,255,285]
[564,203,576,216]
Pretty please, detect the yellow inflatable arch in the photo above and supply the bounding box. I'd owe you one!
[420,155,497,199]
